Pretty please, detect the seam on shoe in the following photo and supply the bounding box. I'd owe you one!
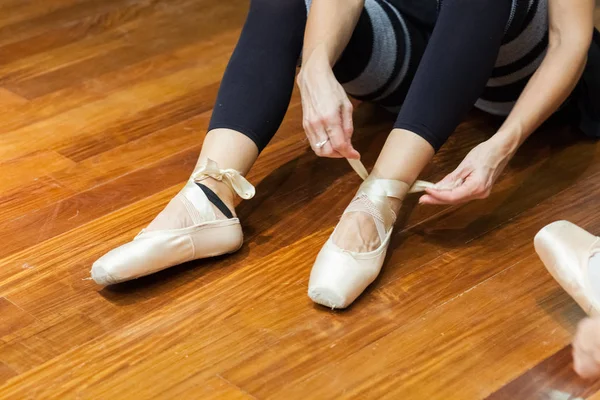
[136,218,241,238]
[187,235,196,259]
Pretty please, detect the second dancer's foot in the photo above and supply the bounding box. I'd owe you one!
[535,220,600,317]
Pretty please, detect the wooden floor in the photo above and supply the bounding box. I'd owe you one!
[1,1,600,399]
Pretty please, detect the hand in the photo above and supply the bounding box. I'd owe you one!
[573,317,600,379]
[419,138,514,205]
[297,48,359,159]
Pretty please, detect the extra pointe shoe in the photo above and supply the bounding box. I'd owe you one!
[308,159,433,309]
[91,159,255,285]
[535,221,600,317]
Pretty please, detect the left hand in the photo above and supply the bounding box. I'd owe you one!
[419,139,514,205]
[573,317,600,379]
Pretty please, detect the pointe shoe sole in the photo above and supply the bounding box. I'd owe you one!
[534,220,600,317]
[91,219,243,285]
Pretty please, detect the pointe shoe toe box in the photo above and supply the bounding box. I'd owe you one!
[535,220,600,315]
[91,221,243,285]
[91,233,195,285]
[534,221,598,284]
[308,241,386,309]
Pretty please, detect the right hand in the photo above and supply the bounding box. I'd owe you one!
[296,47,359,159]
[573,317,600,379]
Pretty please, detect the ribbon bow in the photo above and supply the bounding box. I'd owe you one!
[190,159,256,200]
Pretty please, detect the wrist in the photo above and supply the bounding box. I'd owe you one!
[489,128,522,158]
[302,43,335,69]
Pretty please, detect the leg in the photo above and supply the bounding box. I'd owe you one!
[91,0,308,285]
[334,0,513,251]
[149,0,307,229]
[309,0,514,308]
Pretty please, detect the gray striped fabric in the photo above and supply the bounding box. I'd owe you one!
[304,0,548,117]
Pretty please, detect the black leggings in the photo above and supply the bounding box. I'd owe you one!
[208,0,513,152]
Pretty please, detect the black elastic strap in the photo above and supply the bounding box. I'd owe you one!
[196,183,234,219]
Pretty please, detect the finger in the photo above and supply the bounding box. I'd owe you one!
[328,125,359,159]
[326,107,359,159]
[419,194,455,205]
[342,100,354,138]
[574,351,600,379]
[302,103,319,146]
[422,180,479,205]
[435,168,470,191]
[315,125,344,158]
[341,102,360,160]
[318,141,344,158]
[305,107,332,155]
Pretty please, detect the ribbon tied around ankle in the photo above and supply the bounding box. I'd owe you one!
[191,159,256,200]
[346,159,439,229]
[347,158,436,193]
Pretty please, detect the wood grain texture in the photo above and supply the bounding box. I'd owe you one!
[487,346,600,400]
[0,1,599,399]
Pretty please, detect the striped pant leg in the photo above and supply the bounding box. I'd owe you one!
[303,0,431,109]
[476,0,549,115]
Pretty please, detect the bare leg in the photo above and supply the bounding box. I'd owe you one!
[146,129,258,231]
[147,0,307,231]
[193,129,259,215]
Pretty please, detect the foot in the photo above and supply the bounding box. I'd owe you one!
[308,177,412,309]
[90,159,255,285]
[331,195,400,253]
[146,177,237,232]
[535,221,600,317]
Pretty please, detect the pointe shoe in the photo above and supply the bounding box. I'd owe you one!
[308,159,433,309]
[535,221,600,317]
[90,159,255,285]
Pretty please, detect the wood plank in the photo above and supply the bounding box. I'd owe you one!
[0,138,597,397]
[153,375,255,400]
[0,0,162,66]
[0,0,132,48]
[0,0,92,29]
[0,363,17,386]
[0,63,224,162]
[220,145,600,397]
[487,346,600,400]
[0,297,36,338]
[0,1,598,398]
[5,1,247,99]
[590,390,600,400]
[0,88,26,107]
[0,151,75,195]
[0,0,246,98]
[265,254,578,399]
[0,179,75,224]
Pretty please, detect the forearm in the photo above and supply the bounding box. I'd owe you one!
[491,45,588,154]
[302,0,364,67]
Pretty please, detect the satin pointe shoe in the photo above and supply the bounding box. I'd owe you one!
[535,221,600,317]
[308,159,433,309]
[90,159,255,285]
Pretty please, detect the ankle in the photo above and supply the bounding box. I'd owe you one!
[198,178,236,210]
[366,172,411,216]
[387,197,403,216]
